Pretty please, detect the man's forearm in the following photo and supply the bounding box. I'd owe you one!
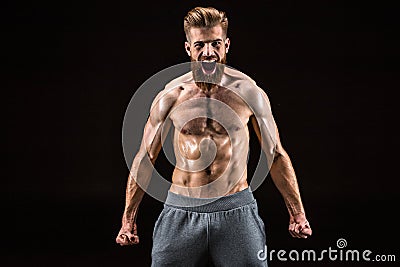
[122,177,145,226]
[122,149,155,227]
[270,152,305,217]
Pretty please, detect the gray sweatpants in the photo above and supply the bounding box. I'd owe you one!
[151,187,268,266]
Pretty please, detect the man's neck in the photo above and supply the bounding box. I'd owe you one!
[196,82,218,93]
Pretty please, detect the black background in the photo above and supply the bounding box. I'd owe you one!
[4,0,399,266]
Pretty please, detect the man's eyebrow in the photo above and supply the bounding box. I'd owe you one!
[193,39,223,45]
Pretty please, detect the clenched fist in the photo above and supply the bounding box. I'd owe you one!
[289,213,312,239]
[116,223,140,245]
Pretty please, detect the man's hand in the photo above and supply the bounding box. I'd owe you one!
[289,213,312,239]
[116,223,139,245]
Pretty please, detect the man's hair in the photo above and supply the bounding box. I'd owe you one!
[184,7,228,42]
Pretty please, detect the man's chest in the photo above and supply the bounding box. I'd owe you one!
[169,86,252,135]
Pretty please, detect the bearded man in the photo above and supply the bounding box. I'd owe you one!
[116,6,312,266]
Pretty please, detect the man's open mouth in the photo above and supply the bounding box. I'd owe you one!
[201,60,217,75]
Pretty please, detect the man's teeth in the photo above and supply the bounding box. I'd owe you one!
[201,60,217,73]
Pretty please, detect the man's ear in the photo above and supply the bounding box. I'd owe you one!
[184,41,191,57]
[225,38,231,53]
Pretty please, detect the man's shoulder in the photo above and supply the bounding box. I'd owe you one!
[222,66,268,98]
[165,71,193,91]
[150,71,193,110]
[222,66,272,115]
[223,66,257,85]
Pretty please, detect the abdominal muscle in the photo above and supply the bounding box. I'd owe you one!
[170,129,249,198]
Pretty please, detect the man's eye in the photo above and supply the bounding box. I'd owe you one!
[195,43,204,48]
[212,41,221,47]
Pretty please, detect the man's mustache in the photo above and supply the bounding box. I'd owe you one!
[197,53,220,62]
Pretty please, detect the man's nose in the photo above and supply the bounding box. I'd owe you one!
[203,43,215,57]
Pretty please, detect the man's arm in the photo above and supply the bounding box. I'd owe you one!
[116,88,178,246]
[250,87,312,239]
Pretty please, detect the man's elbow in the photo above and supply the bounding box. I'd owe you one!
[131,147,156,169]
[146,148,160,165]
[273,145,287,161]
[148,153,158,165]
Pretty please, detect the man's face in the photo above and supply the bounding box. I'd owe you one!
[185,25,230,87]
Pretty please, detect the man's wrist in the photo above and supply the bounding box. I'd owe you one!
[289,211,305,219]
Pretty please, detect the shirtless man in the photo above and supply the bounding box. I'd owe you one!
[116,7,312,266]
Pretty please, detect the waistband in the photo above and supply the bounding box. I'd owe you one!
[164,187,255,213]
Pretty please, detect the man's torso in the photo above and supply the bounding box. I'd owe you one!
[167,78,255,198]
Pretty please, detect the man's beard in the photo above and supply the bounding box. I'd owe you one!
[191,55,226,91]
